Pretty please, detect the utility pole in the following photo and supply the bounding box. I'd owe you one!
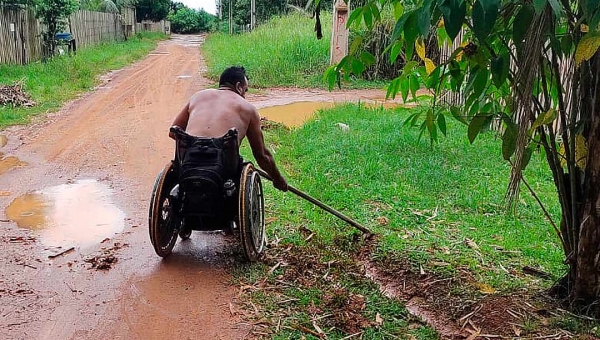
[250,0,255,31]
[228,0,233,35]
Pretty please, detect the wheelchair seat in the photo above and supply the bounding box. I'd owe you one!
[170,126,242,228]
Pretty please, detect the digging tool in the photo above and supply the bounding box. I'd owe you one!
[255,168,373,235]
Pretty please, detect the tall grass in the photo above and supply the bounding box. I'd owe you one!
[202,13,332,88]
[245,104,564,291]
[0,32,166,128]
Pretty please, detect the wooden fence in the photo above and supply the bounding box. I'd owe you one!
[0,5,168,65]
[0,6,42,64]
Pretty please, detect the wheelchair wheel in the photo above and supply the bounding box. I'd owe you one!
[238,163,265,262]
[149,161,180,257]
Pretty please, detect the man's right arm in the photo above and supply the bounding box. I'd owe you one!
[169,103,190,139]
[246,108,288,191]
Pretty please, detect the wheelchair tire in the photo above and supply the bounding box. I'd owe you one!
[238,163,265,262]
[149,161,180,257]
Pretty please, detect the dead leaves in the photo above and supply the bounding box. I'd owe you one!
[0,81,35,107]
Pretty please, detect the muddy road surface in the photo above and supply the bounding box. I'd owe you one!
[0,35,401,339]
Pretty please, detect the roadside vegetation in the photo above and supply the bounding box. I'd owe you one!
[202,13,332,88]
[233,104,600,338]
[0,32,166,128]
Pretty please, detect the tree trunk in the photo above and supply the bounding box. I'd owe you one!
[573,55,600,313]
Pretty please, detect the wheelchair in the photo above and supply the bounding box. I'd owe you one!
[148,126,265,261]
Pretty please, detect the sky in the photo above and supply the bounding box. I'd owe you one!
[179,0,217,15]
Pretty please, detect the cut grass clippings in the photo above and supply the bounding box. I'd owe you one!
[0,32,167,128]
[234,104,600,337]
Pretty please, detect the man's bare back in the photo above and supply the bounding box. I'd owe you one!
[170,66,288,191]
[172,88,255,143]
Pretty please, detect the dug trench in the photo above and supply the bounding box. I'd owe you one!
[0,34,409,340]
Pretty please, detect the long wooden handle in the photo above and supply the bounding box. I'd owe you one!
[255,168,373,235]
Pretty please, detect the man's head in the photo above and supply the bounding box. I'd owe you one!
[219,66,248,98]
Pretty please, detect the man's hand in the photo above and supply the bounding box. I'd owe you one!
[273,176,288,192]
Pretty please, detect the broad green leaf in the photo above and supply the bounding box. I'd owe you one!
[392,11,412,41]
[410,74,420,99]
[439,0,466,40]
[390,40,403,63]
[363,5,373,29]
[370,2,381,22]
[576,32,600,66]
[438,113,447,136]
[521,145,534,171]
[560,34,573,55]
[472,0,499,41]
[347,8,363,28]
[400,76,410,102]
[418,0,434,37]
[351,58,365,75]
[513,4,534,47]
[403,111,420,127]
[349,36,363,55]
[533,0,547,13]
[491,54,509,87]
[425,65,441,88]
[323,66,337,90]
[530,109,558,131]
[502,122,518,160]
[426,109,437,142]
[360,51,376,66]
[404,11,420,60]
[450,106,468,125]
[386,77,401,99]
[471,68,489,99]
[468,113,492,143]
[393,2,404,20]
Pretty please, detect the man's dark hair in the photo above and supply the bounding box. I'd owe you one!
[219,66,247,88]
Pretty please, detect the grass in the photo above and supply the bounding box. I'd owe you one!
[202,13,383,89]
[0,32,167,128]
[252,103,565,291]
[232,103,590,337]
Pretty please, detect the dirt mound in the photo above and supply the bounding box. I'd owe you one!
[0,82,35,107]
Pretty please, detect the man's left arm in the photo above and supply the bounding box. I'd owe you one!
[169,103,190,139]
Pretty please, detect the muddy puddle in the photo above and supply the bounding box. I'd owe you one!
[0,153,27,175]
[5,179,125,248]
[259,100,401,127]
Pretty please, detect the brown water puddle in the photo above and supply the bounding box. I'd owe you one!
[0,152,27,175]
[258,100,401,127]
[5,179,125,248]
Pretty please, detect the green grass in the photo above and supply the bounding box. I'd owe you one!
[243,103,565,292]
[202,13,383,89]
[0,32,167,128]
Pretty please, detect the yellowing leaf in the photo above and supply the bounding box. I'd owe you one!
[576,32,600,66]
[438,17,445,28]
[415,38,426,61]
[581,24,589,33]
[474,282,496,294]
[424,58,436,75]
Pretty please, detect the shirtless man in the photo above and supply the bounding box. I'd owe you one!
[170,66,288,191]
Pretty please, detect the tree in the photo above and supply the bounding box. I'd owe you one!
[35,0,78,58]
[79,0,136,13]
[168,6,216,33]
[136,0,169,22]
[328,0,600,316]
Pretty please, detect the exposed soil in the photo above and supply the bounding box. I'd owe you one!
[0,34,409,340]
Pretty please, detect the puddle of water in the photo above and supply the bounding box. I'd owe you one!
[259,101,334,127]
[5,179,125,248]
[0,152,27,175]
[258,100,402,128]
[0,135,7,147]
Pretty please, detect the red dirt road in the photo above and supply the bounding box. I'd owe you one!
[0,34,400,339]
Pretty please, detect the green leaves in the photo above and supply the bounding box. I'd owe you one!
[439,0,466,41]
[530,109,558,131]
[513,5,534,49]
[472,0,499,41]
[468,113,492,144]
[502,121,518,160]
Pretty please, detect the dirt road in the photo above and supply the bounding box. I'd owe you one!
[0,34,399,340]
